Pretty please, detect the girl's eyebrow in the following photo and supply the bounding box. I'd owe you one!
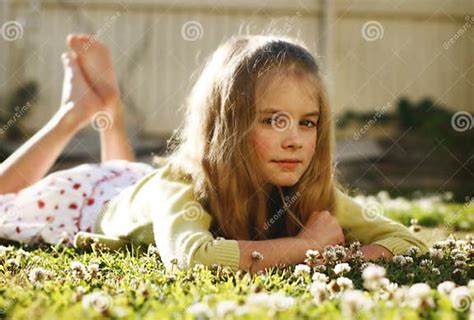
[260,108,320,116]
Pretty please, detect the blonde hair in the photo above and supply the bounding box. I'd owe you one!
[154,34,342,240]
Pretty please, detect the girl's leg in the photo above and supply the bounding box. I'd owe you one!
[0,52,105,195]
[67,34,135,163]
[0,160,154,246]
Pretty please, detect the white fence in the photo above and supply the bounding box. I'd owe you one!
[1,0,473,136]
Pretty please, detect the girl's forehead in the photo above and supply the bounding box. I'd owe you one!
[256,72,320,106]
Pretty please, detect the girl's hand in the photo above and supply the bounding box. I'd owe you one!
[296,210,345,250]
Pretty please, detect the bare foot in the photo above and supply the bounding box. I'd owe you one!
[59,51,103,131]
[67,34,121,113]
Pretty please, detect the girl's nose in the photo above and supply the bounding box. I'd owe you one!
[281,126,303,149]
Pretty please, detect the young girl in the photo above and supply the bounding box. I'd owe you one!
[0,33,428,274]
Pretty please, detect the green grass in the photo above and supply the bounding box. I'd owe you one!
[0,194,473,319]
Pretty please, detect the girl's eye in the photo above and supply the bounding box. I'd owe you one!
[301,120,317,128]
[262,118,274,125]
[261,118,317,128]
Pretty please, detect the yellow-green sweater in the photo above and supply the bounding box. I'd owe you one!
[73,159,429,273]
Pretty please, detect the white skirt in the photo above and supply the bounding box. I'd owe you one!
[0,160,155,247]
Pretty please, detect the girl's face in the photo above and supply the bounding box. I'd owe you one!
[251,72,319,189]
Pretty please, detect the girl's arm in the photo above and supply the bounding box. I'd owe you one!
[334,189,429,256]
[237,211,393,274]
[237,237,315,273]
[360,244,393,261]
[99,101,135,163]
[0,109,80,194]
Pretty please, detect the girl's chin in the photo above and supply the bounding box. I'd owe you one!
[268,174,300,187]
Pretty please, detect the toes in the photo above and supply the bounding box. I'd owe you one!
[61,52,80,71]
[67,35,85,53]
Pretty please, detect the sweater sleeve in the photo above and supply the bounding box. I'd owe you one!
[333,189,430,256]
[152,181,240,273]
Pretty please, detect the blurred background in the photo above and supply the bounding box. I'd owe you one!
[0,0,473,203]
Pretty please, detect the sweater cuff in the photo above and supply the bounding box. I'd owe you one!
[372,237,422,256]
[191,239,241,272]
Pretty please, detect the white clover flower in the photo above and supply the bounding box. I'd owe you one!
[340,290,374,318]
[268,292,295,311]
[407,283,435,309]
[322,246,337,262]
[16,249,30,258]
[336,277,354,291]
[393,286,410,307]
[393,255,407,266]
[445,237,456,248]
[70,260,89,279]
[312,272,329,283]
[362,264,386,281]
[379,282,399,301]
[309,281,329,304]
[450,286,472,312]
[333,245,347,261]
[314,265,326,273]
[232,304,253,317]
[0,245,14,257]
[87,262,100,278]
[215,300,239,318]
[384,282,399,293]
[251,251,264,261]
[429,248,444,260]
[378,277,391,290]
[147,245,160,256]
[451,248,462,256]
[28,267,53,287]
[245,292,269,308]
[305,249,321,260]
[294,264,311,276]
[468,280,474,291]
[246,292,295,311]
[455,240,467,248]
[192,263,206,273]
[420,259,433,269]
[6,258,20,271]
[82,291,113,313]
[376,191,390,201]
[349,241,362,252]
[453,253,467,262]
[404,256,414,264]
[334,263,351,276]
[431,267,440,276]
[362,264,386,291]
[407,246,421,257]
[437,281,456,296]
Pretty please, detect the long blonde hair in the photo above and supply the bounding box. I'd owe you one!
[154,34,341,240]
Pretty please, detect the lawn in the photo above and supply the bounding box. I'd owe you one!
[0,192,472,319]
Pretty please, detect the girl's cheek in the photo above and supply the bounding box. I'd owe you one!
[252,130,274,159]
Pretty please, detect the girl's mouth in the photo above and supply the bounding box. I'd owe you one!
[271,160,301,169]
